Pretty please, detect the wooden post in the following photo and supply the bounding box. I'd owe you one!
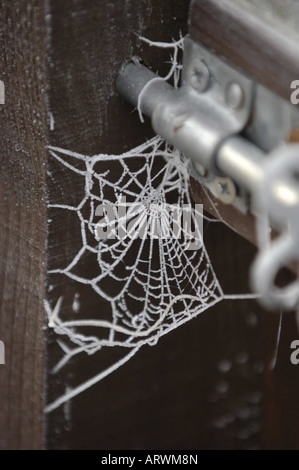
[0,1,47,450]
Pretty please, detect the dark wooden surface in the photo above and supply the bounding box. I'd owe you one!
[189,0,299,102]
[0,2,47,449]
[262,311,299,450]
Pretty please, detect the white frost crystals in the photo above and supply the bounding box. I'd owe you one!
[45,36,257,413]
[45,136,224,413]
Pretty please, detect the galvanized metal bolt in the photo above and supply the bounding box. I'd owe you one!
[188,59,210,93]
[193,161,208,178]
[214,176,237,204]
[226,82,244,110]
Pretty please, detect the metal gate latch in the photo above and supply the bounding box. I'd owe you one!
[116,35,299,312]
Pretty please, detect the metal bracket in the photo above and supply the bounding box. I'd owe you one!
[116,35,299,312]
[152,36,253,211]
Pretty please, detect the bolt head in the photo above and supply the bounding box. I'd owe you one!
[193,161,208,178]
[188,59,210,93]
[214,176,237,204]
[226,82,244,110]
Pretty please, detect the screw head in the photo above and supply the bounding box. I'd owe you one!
[188,59,210,93]
[226,82,244,110]
[214,176,237,204]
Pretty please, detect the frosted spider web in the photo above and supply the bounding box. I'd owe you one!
[45,36,257,413]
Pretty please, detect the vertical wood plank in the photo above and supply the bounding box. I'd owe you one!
[0,1,47,450]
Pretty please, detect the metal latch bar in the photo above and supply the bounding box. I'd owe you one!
[116,61,299,213]
[116,37,299,312]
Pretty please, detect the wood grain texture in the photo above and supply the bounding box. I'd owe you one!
[0,2,47,449]
[262,312,299,450]
[189,0,299,102]
[232,0,299,33]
